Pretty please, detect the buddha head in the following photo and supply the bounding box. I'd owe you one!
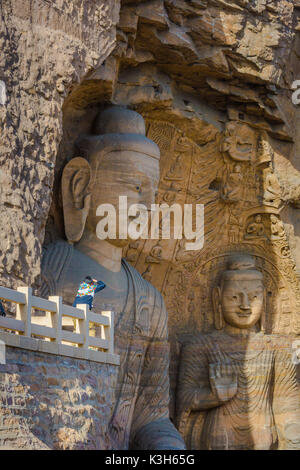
[212,254,265,330]
[61,106,160,248]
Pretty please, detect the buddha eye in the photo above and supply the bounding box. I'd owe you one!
[135,185,141,193]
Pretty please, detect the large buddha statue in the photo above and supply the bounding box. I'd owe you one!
[41,106,185,450]
[176,255,300,450]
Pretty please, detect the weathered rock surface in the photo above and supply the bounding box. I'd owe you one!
[2,0,300,450]
[0,347,118,449]
[0,0,120,289]
[2,1,300,290]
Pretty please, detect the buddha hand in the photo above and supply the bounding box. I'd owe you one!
[209,363,238,403]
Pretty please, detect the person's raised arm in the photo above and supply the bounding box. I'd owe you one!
[92,279,106,293]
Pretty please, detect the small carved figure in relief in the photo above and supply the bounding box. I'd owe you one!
[165,154,184,181]
[220,164,243,203]
[281,245,292,258]
[163,191,176,205]
[176,135,190,154]
[257,132,274,166]
[163,182,181,204]
[145,241,163,264]
[228,207,242,244]
[270,214,285,240]
[244,215,266,239]
[263,164,281,208]
[126,241,140,263]
[142,264,152,282]
[175,239,197,262]
[177,255,300,450]
[221,122,256,162]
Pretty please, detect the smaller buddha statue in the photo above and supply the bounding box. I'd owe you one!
[244,214,266,239]
[228,207,241,244]
[263,164,281,208]
[221,164,243,203]
[270,214,285,240]
[176,254,300,450]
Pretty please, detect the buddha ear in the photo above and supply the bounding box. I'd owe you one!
[212,286,225,330]
[61,157,92,243]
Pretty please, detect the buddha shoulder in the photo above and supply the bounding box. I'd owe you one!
[123,259,166,310]
[41,240,74,297]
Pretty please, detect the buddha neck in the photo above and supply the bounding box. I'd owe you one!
[224,323,260,337]
[75,230,123,273]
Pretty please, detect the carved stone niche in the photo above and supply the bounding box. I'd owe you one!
[176,254,300,450]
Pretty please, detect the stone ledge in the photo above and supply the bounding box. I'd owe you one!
[0,331,120,366]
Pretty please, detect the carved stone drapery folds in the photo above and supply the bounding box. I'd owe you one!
[176,255,300,450]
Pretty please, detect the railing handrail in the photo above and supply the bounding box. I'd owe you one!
[0,285,119,365]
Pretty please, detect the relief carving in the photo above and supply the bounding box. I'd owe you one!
[244,215,267,240]
[145,241,163,264]
[119,116,300,440]
[270,215,285,241]
[263,164,281,209]
[221,122,257,163]
[220,164,243,204]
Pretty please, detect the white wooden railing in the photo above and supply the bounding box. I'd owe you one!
[0,285,119,365]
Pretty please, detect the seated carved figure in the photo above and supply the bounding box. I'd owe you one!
[177,255,300,450]
[244,215,266,239]
[42,106,185,450]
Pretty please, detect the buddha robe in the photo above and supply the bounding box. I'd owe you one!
[41,240,185,450]
[177,331,300,450]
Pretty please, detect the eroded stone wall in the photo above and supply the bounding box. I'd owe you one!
[0,0,120,289]
[0,347,118,450]
[2,0,300,450]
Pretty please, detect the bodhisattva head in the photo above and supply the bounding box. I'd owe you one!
[61,106,160,248]
[212,255,265,331]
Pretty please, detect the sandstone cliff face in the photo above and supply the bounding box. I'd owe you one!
[2,0,300,437]
[56,0,300,146]
[1,1,299,288]
[0,347,117,450]
[115,0,296,134]
[50,0,300,234]
[0,0,120,289]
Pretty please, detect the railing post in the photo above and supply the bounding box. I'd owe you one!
[16,287,32,337]
[76,304,89,349]
[48,296,62,344]
[101,310,114,354]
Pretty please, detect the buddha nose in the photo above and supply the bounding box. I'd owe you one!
[240,292,250,310]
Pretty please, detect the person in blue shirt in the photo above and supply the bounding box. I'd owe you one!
[72,276,106,311]
[0,300,5,317]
